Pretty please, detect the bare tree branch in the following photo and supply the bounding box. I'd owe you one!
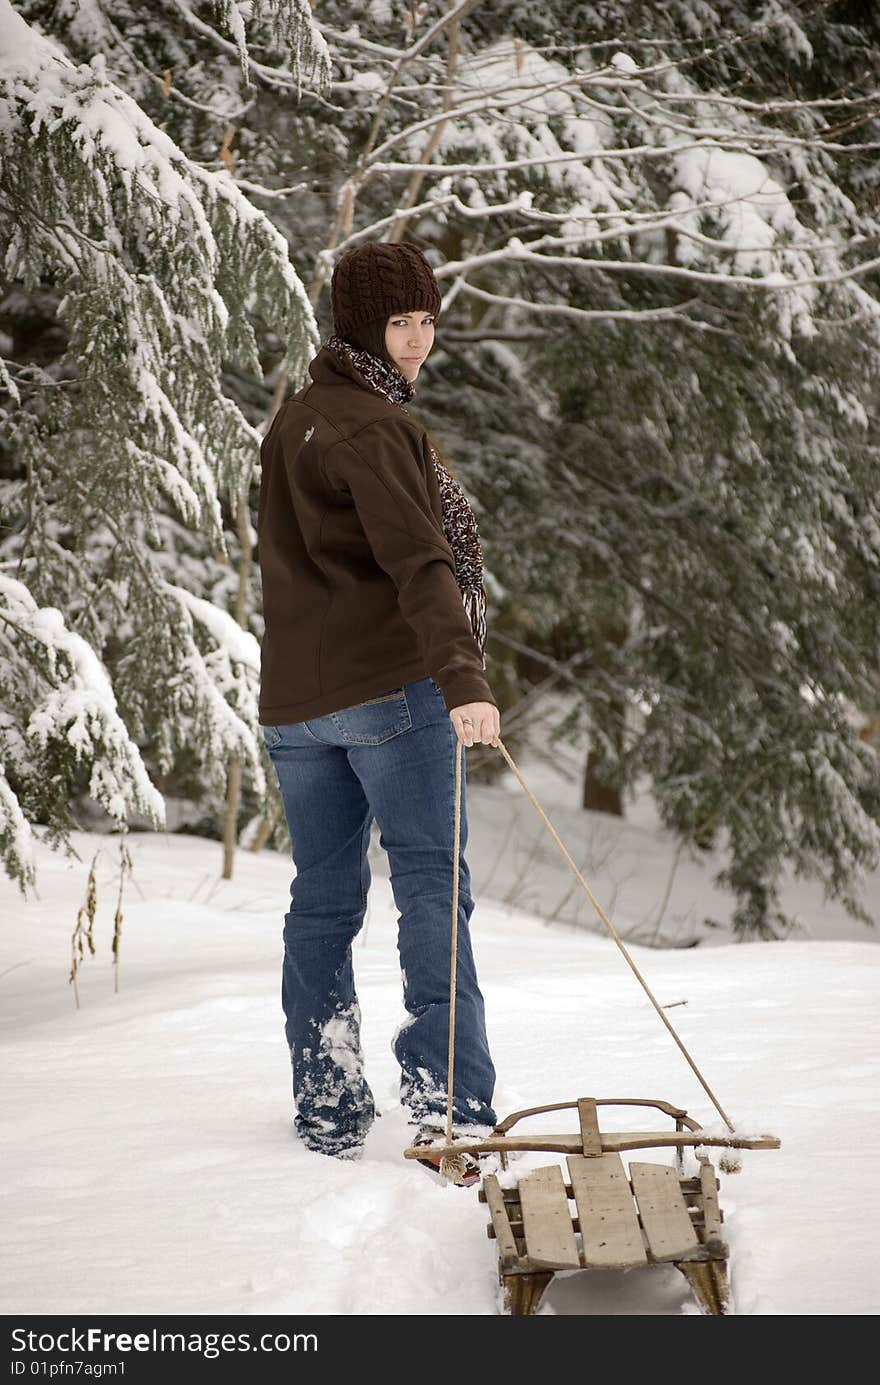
[319,26,411,62]
[439,237,880,294]
[456,282,726,330]
[331,188,532,253]
[624,83,880,117]
[617,85,880,153]
[367,125,880,184]
[386,11,464,241]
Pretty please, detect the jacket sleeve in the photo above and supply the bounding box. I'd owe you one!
[322,417,497,712]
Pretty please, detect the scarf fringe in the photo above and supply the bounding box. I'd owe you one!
[462,584,488,670]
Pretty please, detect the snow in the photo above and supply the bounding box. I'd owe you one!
[1,756,877,1316]
[0,0,68,79]
[667,137,822,337]
[671,143,801,273]
[334,69,386,94]
[611,52,638,75]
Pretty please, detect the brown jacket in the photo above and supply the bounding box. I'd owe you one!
[256,344,497,724]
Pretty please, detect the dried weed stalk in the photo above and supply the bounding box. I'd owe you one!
[69,851,98,1009]
[69,831,134,1007]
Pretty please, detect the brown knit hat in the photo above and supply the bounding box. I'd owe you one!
[331,242,441,340]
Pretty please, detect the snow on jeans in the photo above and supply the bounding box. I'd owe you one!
[262,674,497,1156]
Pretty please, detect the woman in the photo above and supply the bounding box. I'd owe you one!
[257,241,500,1177]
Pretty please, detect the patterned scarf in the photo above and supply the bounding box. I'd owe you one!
[327,335,488,667]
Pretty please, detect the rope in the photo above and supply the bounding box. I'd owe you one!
[439,737,466,1182]
[443,736,465,1168]
[441,733,735,1156]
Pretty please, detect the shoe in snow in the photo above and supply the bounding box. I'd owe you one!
[410,1124,483,1187]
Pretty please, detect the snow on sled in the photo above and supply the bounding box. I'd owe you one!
[406,1095,780,1316]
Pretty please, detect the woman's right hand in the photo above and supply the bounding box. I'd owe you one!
[449,701,500,748]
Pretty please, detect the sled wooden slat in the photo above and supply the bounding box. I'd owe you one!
[698,1160,726,1253]
[566,1152,647,1269]
[630,1162,700,1262]
[518,1165,580,1270]
[482,1174,520,1270]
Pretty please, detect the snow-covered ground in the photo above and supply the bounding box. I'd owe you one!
[1,758,877,1316]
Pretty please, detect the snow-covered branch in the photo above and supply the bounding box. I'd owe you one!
[0,573,167,841]
[167,0,331,95]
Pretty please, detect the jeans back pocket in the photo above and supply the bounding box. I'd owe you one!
[329,688,412,745]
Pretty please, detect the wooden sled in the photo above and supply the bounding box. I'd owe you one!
[405,1096,780,1316]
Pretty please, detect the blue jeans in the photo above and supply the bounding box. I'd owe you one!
[262,674,497,1155]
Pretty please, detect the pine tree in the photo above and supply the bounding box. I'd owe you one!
[0,0,326,891]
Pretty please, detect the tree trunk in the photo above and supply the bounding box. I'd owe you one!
[222,752,242,880]
[583,741,624,815]
[582,615,628,816]
[221,493,252,878]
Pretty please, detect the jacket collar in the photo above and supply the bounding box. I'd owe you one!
[309,337,417,407]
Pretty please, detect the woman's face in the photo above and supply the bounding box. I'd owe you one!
[384,310,436,381]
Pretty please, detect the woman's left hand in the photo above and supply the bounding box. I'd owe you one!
[449,701,500,748]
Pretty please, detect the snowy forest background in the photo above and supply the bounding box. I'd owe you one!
[2,0,880,943]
